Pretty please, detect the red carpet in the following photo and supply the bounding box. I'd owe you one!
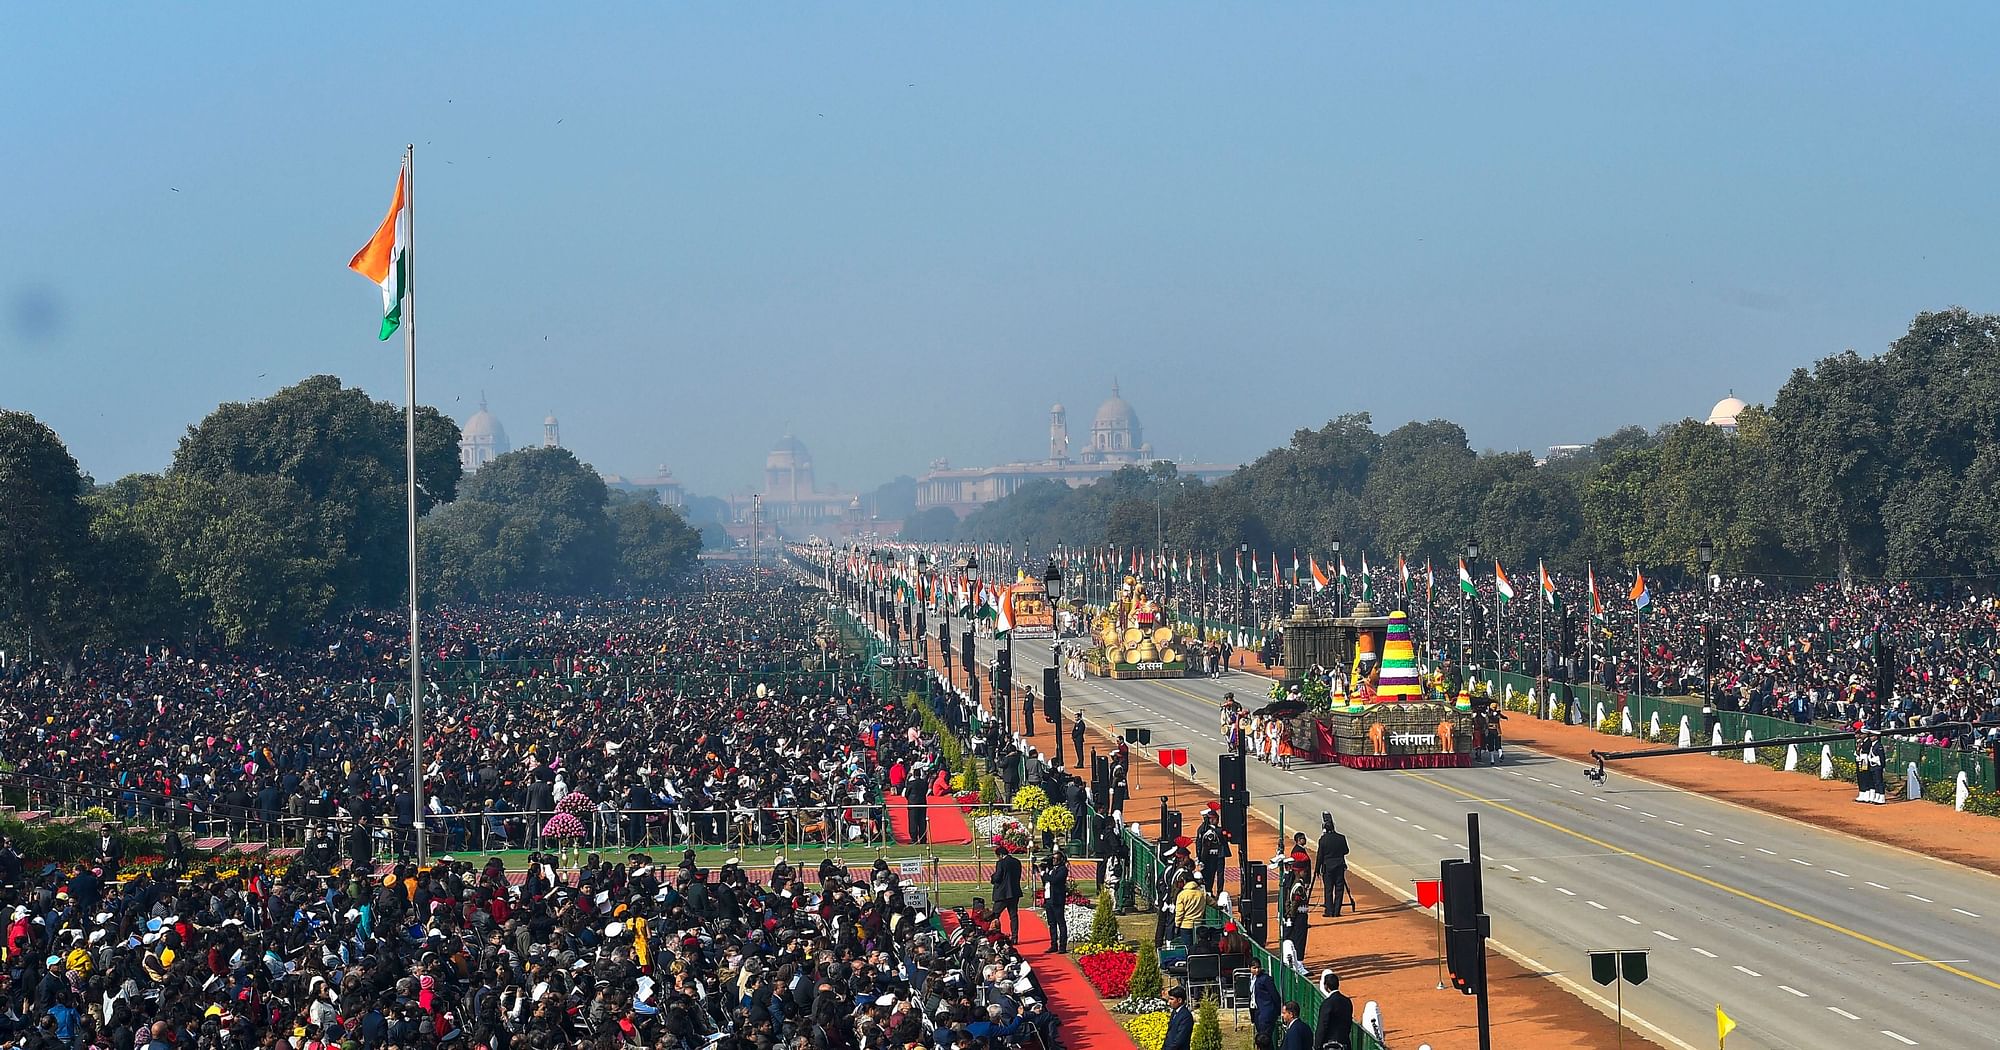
[1013,911,1131,1049]
[886,796,975,845]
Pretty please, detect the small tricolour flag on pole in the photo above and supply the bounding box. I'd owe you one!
[1458,559,1476,596]
[995,587,1016,636]
[1360,553,1373,600]
[1494,561,1516,603]
[1630,571,1651,610]
[1310,555,1328,592]
[1540,560,1559,607]
[1398,554,1410,595]
[348,167,408,340]
[1589,566,1604,621]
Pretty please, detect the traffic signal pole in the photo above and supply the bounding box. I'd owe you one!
[1468,812,1492,1050]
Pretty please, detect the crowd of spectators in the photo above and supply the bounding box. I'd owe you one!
[0,566,1063,1050]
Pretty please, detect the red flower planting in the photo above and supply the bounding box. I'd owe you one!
[1079,950,1136,998]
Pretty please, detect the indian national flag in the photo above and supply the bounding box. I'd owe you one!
[1540,560,1559,607]
[1398,554,1410,594]
[1494,561,1516,603]
[995,588,1016,635]
[348,167,408,340]
[1458,558,1476,596]
[1588,566,1605,621]
[1309,555,1329,592]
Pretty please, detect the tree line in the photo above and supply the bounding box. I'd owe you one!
[0,375,701,656]
[931,308,2000,583]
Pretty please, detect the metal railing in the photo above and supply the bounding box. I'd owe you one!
[1480,669,1995,794]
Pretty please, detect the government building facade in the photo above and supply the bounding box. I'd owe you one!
[915,383,1237,517]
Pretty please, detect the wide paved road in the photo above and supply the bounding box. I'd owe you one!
[966,627,2000,1050]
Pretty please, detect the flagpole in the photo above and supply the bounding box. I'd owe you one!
[401,143,428,867]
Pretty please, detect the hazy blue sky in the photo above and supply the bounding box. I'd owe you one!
[6,4,1998,498]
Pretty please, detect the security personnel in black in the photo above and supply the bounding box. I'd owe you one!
[1042,847,1071,952]
[1071,713,1086,766]
[1316,813,1350,917]
[1196,809,1230,894]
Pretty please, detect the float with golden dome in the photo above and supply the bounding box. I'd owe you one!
[1004,570,1055,637]
[1085,575,1192,679]
[1273,603,1476,769]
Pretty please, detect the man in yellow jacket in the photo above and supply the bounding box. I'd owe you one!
[1174,879,1211,951]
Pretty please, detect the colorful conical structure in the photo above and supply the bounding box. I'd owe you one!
[1373,610,1422,702]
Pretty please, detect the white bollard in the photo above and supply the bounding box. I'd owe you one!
[1649,711,1661,740]
[1907,762,1922,802]
[1505,683,1514,700]
[1743,728,1756,763]
[1678,716,1692,749]
[1711,724,1724,748]
[1819,745,1834,780]
[1957,771,1971,812]
[1784,743,1798,772]
[1361,1001,1384,1042]
[1595,701,1606,727]
[1621,706,1634,736]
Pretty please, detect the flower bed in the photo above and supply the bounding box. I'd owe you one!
[1122,1010,1169,1050]
[1079,949,1136,998]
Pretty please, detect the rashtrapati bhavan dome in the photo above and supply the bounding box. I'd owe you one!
[916,382,1237,516]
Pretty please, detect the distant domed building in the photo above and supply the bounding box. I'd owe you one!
[725,433,860,540]
[1083,381,1149,463]
[916,381,1235,516]
[1706,393,1747,431]
[460,398,510,473]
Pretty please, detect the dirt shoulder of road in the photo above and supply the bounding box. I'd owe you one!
[1507,717,2000,878]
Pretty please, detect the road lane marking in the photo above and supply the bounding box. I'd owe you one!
[1664,819,1684,826]
[1587,901,1607,910]
[1692,948,1718,958]
[1867,881,1891,890]
[1778,985,1809,997]
[1791,858,1812,866]
[1403,771,2000,993]
[1881,1030,1917,1045]
[1694,828,1713,836]
[1756,847,1777,855]
[1557,887,1576,896]
[1618,914,1641,925]
[1653,930,1678,941]
[1907,894,1933,903]
[1954,908,1980,917]
[1725,838,1744,845]
[1529,876,1546,884]
[1828,1007,1859,1020]
[1826,870,1849,878]
[1733,965,1762,977]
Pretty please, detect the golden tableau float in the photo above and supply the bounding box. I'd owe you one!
[1085,575,1192,679]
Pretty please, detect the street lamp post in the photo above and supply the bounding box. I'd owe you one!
[1464,539,1481,696]
[1698,538,1716,729]
[1237,543,1251,648]
[1044,557,1067,765]
[1332,539,1343,619]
